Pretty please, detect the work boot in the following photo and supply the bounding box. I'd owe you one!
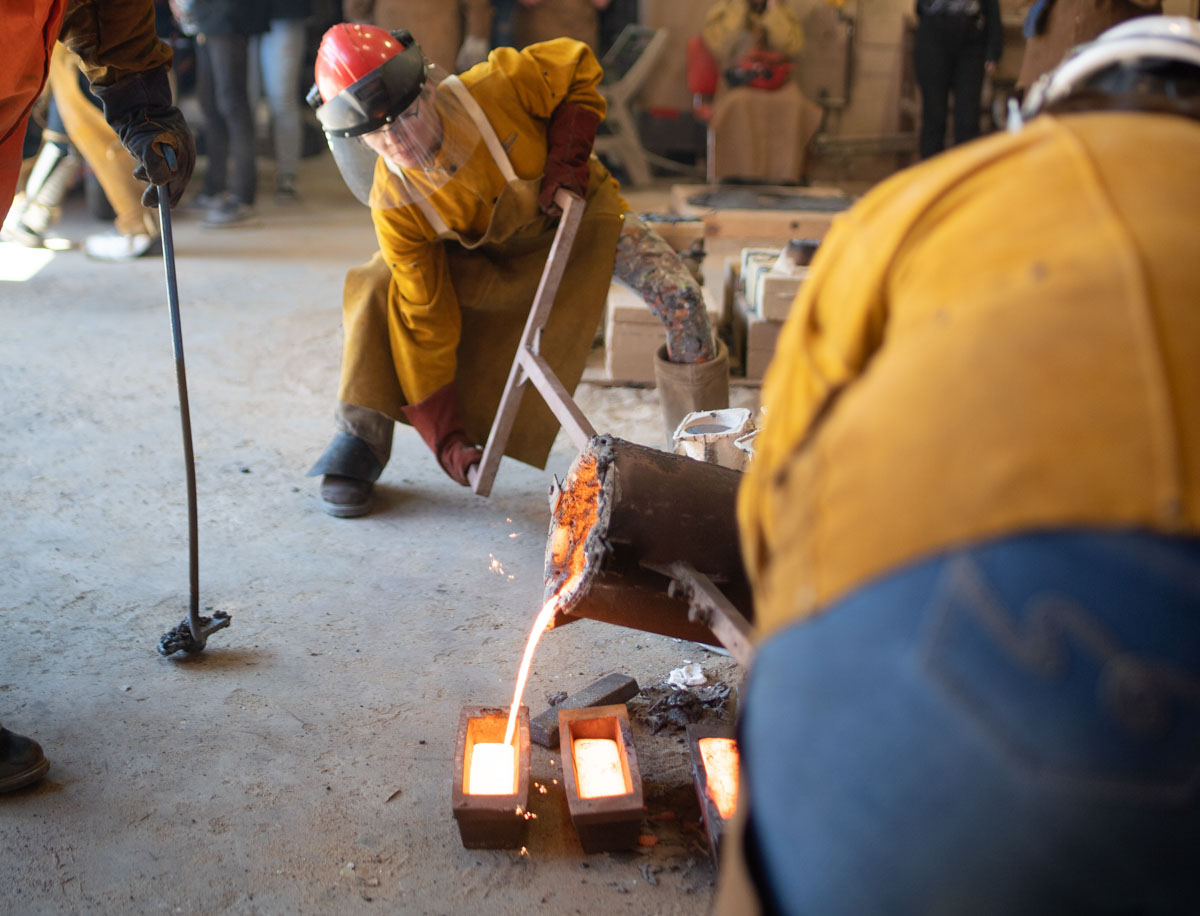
[307,431,385,518]
[653,339,731,449]
[0,724,50,793]
[400,383,482,486]
[319,474,374,518]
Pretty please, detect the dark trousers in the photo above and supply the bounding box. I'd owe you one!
[914,14,987,159]
[196,34,257,205]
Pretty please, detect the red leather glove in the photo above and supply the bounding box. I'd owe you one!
[400,383,482,486]
[538,102,601,217]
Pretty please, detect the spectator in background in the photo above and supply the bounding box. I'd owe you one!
[191,0,268,227]
[514,0,607,50]
[700,0,820,184]
[257,0,313,202]
[702,0,805,72]
[913,0,1003,158]
[342,0,493,73]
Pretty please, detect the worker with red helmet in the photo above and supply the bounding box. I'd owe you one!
[306,24,728,516]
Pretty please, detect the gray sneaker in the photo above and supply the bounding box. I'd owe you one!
[84,232,161,261]
[203,198,258,228]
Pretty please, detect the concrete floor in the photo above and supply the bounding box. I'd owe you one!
[0,154,758,914]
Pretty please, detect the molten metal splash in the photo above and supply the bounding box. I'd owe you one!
[699,737,739,819]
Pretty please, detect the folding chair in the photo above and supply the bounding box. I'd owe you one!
[593,25,681,187]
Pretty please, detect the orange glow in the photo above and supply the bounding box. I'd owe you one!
[501,457,601,746]
[545,452,600,608]
[500,453,602,748]
[699,738,739,819]
[467,742,516,795]
[573,738,627,799]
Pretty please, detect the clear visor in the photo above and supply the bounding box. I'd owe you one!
[324,66,483,209]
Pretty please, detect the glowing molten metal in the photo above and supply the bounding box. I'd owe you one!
[699,737,739,819]
[467,742,517,796]
[501,453,600,747]
[573,738,628,799]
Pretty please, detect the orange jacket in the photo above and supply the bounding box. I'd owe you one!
[1,0,170,203]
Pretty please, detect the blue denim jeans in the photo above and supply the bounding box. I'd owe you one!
[742,529,1200,915]
[256,17,305,181]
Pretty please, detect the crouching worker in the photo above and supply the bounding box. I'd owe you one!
[723,17,1200,915]
[307,25,728,517]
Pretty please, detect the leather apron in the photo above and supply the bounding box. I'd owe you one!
[337,76,624,469]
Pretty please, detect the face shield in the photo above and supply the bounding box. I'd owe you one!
[311,31,483,209]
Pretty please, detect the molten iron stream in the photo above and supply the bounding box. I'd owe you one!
[501,455,601,746]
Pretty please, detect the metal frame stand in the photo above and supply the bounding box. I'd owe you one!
[469,188,597,497]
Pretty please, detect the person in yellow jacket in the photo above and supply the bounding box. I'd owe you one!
[1,0,195,795]
[306,25,729,516]
[702,0,804,73]
[514,0,605,51]
[723,17,1200,915]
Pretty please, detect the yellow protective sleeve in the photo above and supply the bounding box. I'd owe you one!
[738,112,1200,636]
[371,38,608,404]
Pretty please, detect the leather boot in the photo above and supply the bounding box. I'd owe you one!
[0,724,50,793]
[653,339,731,449]
[400,383,482,486]
[307,431,385,518]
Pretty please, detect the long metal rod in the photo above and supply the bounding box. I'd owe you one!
[157,185,200,638]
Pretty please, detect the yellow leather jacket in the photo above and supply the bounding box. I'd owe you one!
[739,111,1200,636]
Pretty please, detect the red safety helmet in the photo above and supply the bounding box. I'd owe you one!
[309,24,427,138]
[308,24,482,209]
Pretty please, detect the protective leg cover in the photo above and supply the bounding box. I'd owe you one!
[306,431,384,482]
[653,339,731,449]
[400,382,482,487]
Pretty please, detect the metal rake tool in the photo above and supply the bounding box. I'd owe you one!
[153,148,231,656]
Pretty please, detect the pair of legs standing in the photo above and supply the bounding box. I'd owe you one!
[196,34,257,226]
[914,13,988,158]
[254,16,307,201]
